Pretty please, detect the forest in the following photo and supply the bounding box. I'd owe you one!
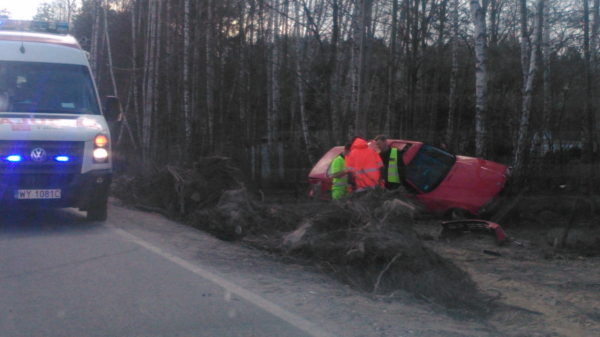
[16,0,599,191]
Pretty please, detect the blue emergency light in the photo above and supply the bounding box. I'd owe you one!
[54,156,70,162]
[6,155,22,162]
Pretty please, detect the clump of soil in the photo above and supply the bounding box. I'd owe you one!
[113,159,492,315]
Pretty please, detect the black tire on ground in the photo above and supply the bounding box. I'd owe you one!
[445,208,471,221]
[87,201,108,222]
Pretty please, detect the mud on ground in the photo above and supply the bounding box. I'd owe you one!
[413,216,600,336]
[264,189,600,336]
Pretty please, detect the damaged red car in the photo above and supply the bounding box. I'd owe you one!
[308,140,509,219]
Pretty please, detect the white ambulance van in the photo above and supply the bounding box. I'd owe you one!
[0,21,121,221]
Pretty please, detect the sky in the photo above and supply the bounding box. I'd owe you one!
[2,0,48,20]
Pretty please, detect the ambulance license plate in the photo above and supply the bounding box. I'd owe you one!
[15,189,61,199]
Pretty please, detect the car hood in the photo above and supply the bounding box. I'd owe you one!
[441,156,507,193]
[0,114,106,141]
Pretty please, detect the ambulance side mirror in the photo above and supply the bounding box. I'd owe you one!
[104,96,122,123]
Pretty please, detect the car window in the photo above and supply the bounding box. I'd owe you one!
[0,61,100,114]
[405,145,455,193]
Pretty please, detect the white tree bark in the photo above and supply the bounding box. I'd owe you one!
[514,0,545,172]
[295,1,316,165]
[470,0,488,157]
[520,0,529,86]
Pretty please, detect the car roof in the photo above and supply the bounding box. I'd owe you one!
[0,31,80,49]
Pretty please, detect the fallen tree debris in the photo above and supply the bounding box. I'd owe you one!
[113,159,493,314]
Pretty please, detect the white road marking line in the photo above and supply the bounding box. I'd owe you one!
[110,227,337,337]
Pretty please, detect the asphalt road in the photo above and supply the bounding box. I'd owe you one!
[0,208,328,337]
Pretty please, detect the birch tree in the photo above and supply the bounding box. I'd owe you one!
[520,0,529,86]
[295,0,316,165]
[470,0,488,157]
[514,0,545,174]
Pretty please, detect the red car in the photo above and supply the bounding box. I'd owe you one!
[308,139,509,219]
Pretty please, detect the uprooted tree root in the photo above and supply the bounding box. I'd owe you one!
[113,159,494,315]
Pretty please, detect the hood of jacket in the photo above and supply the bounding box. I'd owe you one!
[351,137,368,150]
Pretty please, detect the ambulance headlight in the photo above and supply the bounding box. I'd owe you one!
[93,148,108,162]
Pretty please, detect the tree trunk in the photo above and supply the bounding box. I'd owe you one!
[330,0,340,143]
[446,0,459,148]
[165,0,174,159]
[295,1,316,165]
[207,0,215,148]
[103,0,135,150]
[542,0,551,152]
[470,0,488,157]
[430,0,447,144]
[90,0,101,78]
[355,0,373,139]
[514,0,545,175]
[520,0,529,86]
[386,0,399,137]
[583,0,595,194]
[142,0,157,163]
[182,0,192,151]
[131,2,142,142]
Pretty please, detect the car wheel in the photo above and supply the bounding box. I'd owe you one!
[87,201,108,222]
[448,208,470,221]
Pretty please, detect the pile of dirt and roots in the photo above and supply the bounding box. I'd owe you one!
[113,158,493,315]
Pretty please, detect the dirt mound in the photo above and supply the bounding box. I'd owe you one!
[113,161,490,314]
[197,187,491,314]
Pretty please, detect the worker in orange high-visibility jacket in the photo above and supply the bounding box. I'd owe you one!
[345,137,383,192]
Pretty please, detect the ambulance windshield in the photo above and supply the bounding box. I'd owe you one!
[0,61,100,115]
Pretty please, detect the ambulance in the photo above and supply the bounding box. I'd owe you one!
[0,20,121,221]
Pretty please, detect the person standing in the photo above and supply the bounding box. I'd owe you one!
[327,143,351,200]
[345,137,383,192]
[374,135,406,190]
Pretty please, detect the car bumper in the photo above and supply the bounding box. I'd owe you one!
[0,170,112,210]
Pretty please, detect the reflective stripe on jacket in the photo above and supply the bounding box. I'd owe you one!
[387,148,400,183]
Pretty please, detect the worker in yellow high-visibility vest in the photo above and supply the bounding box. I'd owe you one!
[374,135,405,190]
[327,143,351,200]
